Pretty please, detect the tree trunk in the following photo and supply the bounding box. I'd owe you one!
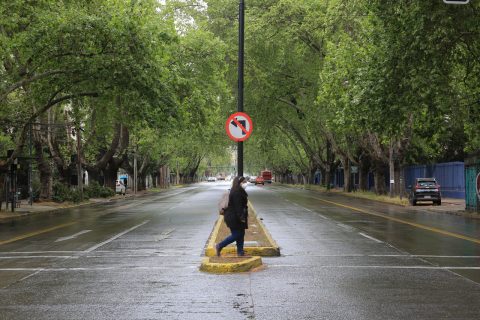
[0,175,4,210]
[104,163,119,190]
[158,165,169,189]
[87,167,103,185]
[342,156,352,192]
[320,168,326,186]
[34,139,53,199]
[137,174,147,191]
[358,157,370,191]
[324,169,332,189]
[373,163,388,195]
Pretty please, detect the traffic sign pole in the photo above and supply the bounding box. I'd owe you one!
[238,0,245,177]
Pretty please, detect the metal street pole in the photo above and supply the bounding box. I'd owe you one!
[29,122,33,205]
[237,0,245,177]
[176,160,179,185]
[76,127,83,202]
[11,158,17,212]
[134,148,137,195]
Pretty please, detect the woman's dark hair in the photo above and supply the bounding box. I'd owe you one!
[231,176,246,192]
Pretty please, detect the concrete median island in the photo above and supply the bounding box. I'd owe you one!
[200,202,279,273]
[200,256,263,273]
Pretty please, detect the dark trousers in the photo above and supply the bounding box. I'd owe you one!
[218,228,245,255]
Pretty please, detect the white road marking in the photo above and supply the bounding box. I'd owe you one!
[336,223,355,231]
[154,228,175,241]
[0,251,79,254]
[18,270,43,282]
[83,220,150,253]
[0,254,478,261]
[280,199,329,220]
[359,232,383,243]
[277,254,480,258]
[268,265,480,270]
[0,266,198,271]
[0,265,479,272]
[0,256,72,259]
[55,230,92,242]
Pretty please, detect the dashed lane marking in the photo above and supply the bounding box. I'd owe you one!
[0,222,77,247]
[55,230,92,242]
[83,220,150,253]
[359,232,383,243]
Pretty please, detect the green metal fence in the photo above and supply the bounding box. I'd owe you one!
[465,153,480,212]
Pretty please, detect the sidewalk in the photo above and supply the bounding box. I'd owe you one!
[0,190,150,224]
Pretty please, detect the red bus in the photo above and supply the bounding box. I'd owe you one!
[261,170,272,183]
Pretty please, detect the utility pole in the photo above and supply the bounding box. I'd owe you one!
[76,126,83,202]
[237,0,245,177]
[176,160,179,185]
[11,158,17,212]
[133,147,137,195]
[389,145,394,198]
[28,122,33,205]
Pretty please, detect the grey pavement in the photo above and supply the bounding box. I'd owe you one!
[0,183,478,319]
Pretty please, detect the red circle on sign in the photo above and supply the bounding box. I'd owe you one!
[225,112,253,142]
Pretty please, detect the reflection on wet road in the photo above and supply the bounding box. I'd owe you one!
[0,183,479,319]
[261,185,480,282]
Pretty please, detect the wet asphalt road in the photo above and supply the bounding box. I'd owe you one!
[0,183,479,319]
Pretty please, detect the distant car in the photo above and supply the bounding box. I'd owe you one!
[207,176,217,182]
[409,178,441,206]
[255,176,265,185]
[248,176,257,183]
[115,180,126,195]
[217,176,225,181]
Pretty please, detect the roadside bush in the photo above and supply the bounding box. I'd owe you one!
[85,181,115,198]
[52,182,87,203]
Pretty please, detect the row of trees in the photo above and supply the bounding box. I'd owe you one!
[2,0,479,201]
[0,0,231,201]
[203,0,480,195]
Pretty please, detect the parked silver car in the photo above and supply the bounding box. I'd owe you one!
[115,180,126,195]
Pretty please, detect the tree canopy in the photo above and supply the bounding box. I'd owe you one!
[1,0,479,200]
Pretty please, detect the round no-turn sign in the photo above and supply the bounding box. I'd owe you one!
[225,112,253,142]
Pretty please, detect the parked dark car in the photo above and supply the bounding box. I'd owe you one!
[409,178,441,206]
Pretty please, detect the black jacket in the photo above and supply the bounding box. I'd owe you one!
[224,188,248,230]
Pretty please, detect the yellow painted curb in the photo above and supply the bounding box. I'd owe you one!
[248,201,280,255]
[206,215,224,255]
[204,201,280,257]
[200,256,263,273]
[205,246,279,257]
